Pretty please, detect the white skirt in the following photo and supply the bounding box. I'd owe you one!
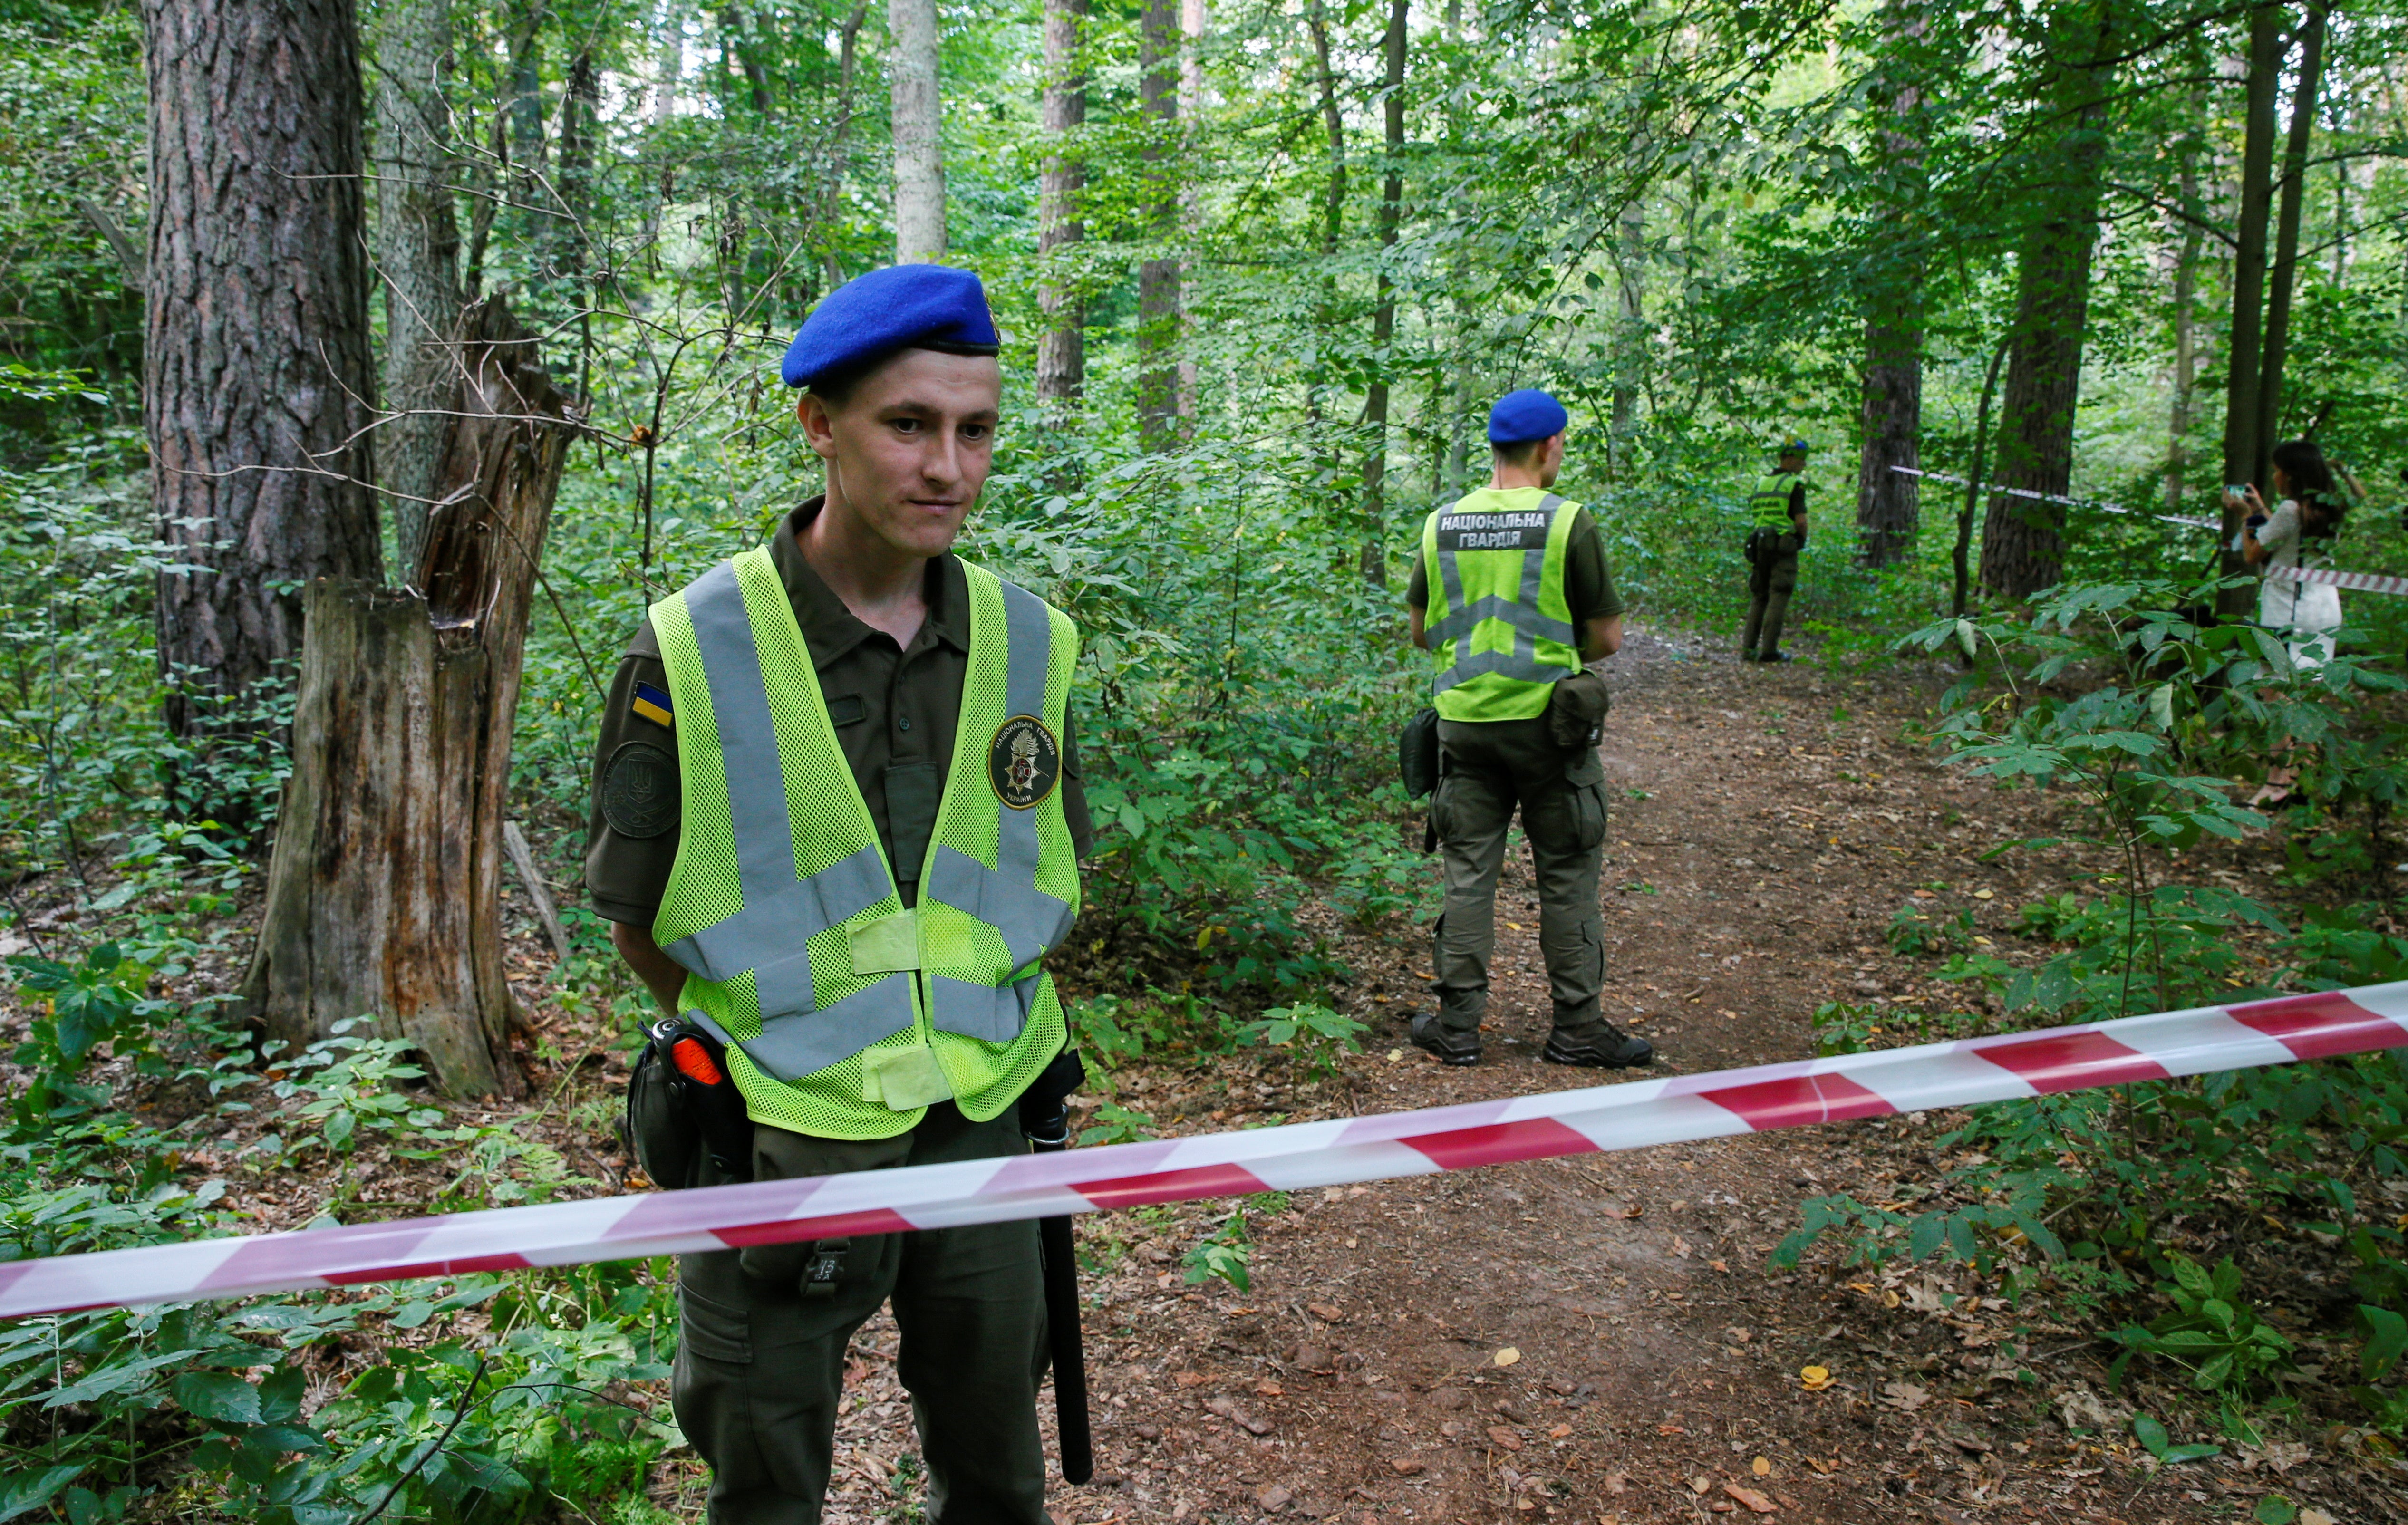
[2258,572,2343,667]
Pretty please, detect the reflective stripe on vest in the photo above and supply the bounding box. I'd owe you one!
[922,577,1076,1042]
[661,559,915,1079]
[648,549,1079,1140]
[1749,472,1802,530]
[1421,491,1582,722]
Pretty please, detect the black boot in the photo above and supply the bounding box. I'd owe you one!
[1542,1023,1655,1069]
[1409,1013,1482,1066]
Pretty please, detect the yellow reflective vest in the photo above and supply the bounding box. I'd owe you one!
[648,548,1080,1140]
[1749,471,1805,531]
[1419,487,1583,722]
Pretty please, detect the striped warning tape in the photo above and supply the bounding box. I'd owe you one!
[4,982,2406,1321]
[1889,466,2405,597]
[1888,466,2220,529]
[2272,564,2408,598]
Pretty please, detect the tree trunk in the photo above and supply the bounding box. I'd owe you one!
[1037,0,1087,409]
[889,0,946,263]
[1854,0,1925,569]
[1976,6,2112,601]
[1358,0,1406,584]
[372,0,466,578]
[2257,2,2325,457]
[145,0,384,756]
[2217,6,2284,611]
[822,1,869,289]
[1176,0,1206,421]
[244,298,571,1097]
[2165,112,2203,513]
[1956,337,2011,619]
[1611,206,1643,472]
[1136,0,1180,451]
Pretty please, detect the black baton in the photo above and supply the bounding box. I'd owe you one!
[1018,1050,1092,1485]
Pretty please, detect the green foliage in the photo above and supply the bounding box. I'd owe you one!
[1807,1000,1979,1058]
[2129,1411,2221,1466]
[1234,1002,1368,1080]
[1181,1206,1254,1294]
[2109,1258,2295,1419]
[1886,903,1972,957]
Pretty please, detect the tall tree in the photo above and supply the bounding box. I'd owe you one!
[372,0,468,575]
[1135,0,1180,449]
[2164,105,2204,513]
[1977,3,2114,600]
[1037,0,1087,408]
[2217,5,2284,605]
[890,0,946,262]
[2256,2,2326,458]
[1853,0,1926,569]
[144,0,384,747]
[1611,204,1643,469]
[1359,0,1406,582]
[822,2,870,287]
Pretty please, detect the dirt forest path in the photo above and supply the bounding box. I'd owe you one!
[786,624,2397,1525]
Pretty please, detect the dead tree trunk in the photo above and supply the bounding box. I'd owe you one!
[145,0,384,752]
[244,298,571,1097]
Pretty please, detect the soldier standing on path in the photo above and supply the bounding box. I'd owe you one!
[1403,389,1654,1071]
[586,264,1095,1525]
[1740,437,1810,663]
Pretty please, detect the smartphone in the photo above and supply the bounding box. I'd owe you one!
[2225,484,2253,500]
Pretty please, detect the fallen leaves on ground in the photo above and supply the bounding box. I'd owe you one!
[1723,1483,1777,1514]
[1799,1365,1832,1391]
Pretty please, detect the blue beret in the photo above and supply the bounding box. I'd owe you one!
[1488,389,1569,445]
[780,265,1000,389]
[1780,437,1810,455]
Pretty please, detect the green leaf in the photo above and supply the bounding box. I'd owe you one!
[2360,1305,2408,1381]
[0,1466,83,1525]
[173,1370,262,1426]
[2131,1413,2171,1458]
[2254,1496,2297,1525]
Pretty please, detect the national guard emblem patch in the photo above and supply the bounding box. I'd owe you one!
[987,715,1060,811]
[601,741,679,839]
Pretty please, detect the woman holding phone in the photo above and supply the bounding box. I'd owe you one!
[2234,438,2348,668]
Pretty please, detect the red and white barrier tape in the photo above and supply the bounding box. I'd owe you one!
[2272,564,2408,598]
[5,982,2407,1321]
[1888,466,2219,530]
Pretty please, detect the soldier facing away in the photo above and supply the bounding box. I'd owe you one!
[586,264,1093,1525]
[1403,389,1654,1071]
[1741,437,1810,663]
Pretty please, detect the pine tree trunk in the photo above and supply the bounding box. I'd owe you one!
[1136,0,1180,451]
[244,299,571,1097]
[145,0,384,753]
[1037,0,1087,409]
[2217,7,2284,611]
[2257,3,2325,458]
[1854,0,1925,569]
[1358,0,1406,584]
[372,0,466,576]
[889,0,946,263]
[1976,7,2112,601]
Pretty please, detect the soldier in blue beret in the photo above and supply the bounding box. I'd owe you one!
[1403,389,1654,1071]
[589,262,1094,1524]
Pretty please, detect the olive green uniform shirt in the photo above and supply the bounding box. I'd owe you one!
[1405,499,1625,622]
[586,498,1096,925]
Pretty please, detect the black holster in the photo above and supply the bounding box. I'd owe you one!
[625,1015,756,1189]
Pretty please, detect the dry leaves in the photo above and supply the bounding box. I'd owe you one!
[1387,1458,1426,1477]
[1880,1380,1931,1412]
[1750,1457,1771,1477]
[1722,1483,1777,1514]
[1486,1426,1524,1451]
[1494,1346,1522,1367]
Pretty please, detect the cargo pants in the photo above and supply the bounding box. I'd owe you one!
[1741,533,1802,658]
[672,1104,1049,1525]
[1429,715,1612,1039]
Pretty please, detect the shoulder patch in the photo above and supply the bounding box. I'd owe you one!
[601,741,680,839]
[988,714,1060,811]
[629,681,674,729]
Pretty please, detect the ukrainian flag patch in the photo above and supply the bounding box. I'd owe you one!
[630,681,674,729]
